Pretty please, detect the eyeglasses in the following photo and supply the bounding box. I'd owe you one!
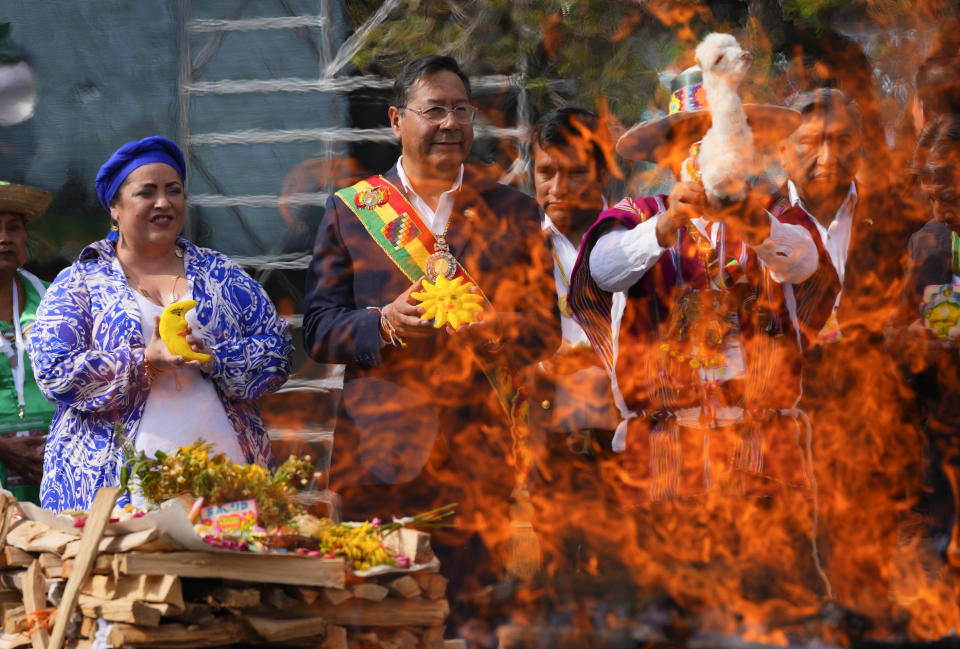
[403,105,477,125]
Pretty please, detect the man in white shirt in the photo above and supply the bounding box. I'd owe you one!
[782,88,922,613]
[531,107,624,447]
[780,88,863,344]
[569,72,840,502]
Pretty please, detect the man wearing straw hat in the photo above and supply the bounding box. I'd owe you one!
[0,181,55,504]
[569,66,840,502]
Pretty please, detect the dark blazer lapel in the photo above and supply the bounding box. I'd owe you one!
[381,164,402,189]
[445,181,481,261]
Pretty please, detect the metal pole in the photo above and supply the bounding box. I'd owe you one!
[177,0,195,239]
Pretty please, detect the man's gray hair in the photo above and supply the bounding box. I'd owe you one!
[789,88,863,134]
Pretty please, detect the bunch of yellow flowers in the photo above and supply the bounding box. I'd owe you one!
[121,440,315,529]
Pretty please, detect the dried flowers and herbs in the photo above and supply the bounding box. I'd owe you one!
[115,439,454,570]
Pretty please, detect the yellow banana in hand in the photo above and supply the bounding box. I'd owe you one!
[158,299,212,363]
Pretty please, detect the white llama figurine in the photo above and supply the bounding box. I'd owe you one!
[694,32,755,204]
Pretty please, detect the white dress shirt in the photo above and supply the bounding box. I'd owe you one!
[590,209,819,294]
[787,179,857,307]
[587,200,821,420]
[125,282,244,466]
[542,213,601,346]
[395,156,464,234]
[542,209,634,449]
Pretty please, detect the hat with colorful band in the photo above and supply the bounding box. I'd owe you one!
[617,66,802,168]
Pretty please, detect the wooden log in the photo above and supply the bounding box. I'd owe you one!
[206,586,260,608]
[304,598,449,627]
[5,522,74,556]
[141,601,180,617]
[320,588,352,606]
[0,574,57,595]
[262,586,297,610]
[3,606,24,634]
[413,573,448,600]
[386,629,419,649]
[36,555,61,580]
[0,592,21,604]
[442,641,467,649]
[385,529,435,565]
[320,625,347,649]
[0,599,23,619]
[386,575,422,599]
[352,583,389,601]
[76,595,161,627]
[107,618,253,648]
[47,486,120,649]
[87,574,182,608]
[244,613,327,642]
[0,547,33,570]
[81,574,183,610]
[101,552,345,588]
[58,560,108,581]
[0,495,16,548]
[22,560,49,649]
[293,587,320,606]
[0,632,31,649]
[79,616,96,639]
[0,574,24,594]
[422,626,444,649]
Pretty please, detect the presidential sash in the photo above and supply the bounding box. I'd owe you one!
[335,176,533,488]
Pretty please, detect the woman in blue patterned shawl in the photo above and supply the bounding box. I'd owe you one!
[28,136,292,511]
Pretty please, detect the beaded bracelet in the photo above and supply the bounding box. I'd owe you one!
[142,348,159,384]
[367,306,406,348]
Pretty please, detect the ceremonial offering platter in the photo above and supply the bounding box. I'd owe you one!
[120,441,450,567]
[122,441,313,530]
[1,488,451,648]
[0,437,454,648]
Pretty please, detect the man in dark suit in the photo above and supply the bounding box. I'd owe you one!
[302,55,557,607]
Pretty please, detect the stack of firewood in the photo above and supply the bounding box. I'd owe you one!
[0,490,463,649]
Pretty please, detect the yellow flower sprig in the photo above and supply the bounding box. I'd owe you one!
[122,440,315,529]
[295,504,455,570]
[311,519,397,571]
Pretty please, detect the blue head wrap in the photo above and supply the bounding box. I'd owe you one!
[95,136,186,211]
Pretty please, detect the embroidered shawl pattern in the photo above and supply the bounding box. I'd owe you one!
[28,237,292,512]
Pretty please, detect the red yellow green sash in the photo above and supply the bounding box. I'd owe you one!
[335,176,476,285]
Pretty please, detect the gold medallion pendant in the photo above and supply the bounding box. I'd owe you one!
[425,235,458,282]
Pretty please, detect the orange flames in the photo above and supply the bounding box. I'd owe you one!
[262,3,960,647]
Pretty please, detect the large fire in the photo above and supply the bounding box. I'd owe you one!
[265,3,960,648]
